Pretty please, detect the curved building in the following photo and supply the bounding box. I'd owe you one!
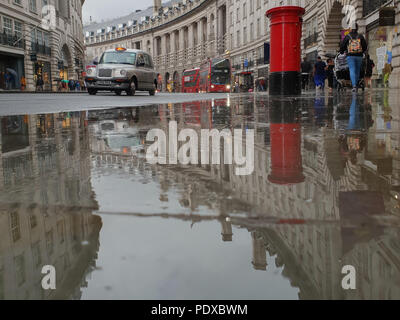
[84,0,273,92]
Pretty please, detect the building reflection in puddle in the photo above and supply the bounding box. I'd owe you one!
[87,92,400,299]
[1,91,400,299]
[0,112,102,300]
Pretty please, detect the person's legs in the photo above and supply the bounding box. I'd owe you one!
[347,56,357,88]
[365,77,371,88]
[354,56,363,87]
[347,56,363,89]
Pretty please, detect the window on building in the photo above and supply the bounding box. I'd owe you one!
[10,212,21,242]
[57,220,65,244]
[243,3,247,18]
[243,26,247,44]
[29,0,37,12]
[42,0,49,16]
[31,242,42,268]
[14,254,26,287]
[30,214,37,229]
[14,21,22,40]
[46,230,54,256]
[3,17,13,35]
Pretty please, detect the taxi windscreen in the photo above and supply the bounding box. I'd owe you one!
[99,52,137,65]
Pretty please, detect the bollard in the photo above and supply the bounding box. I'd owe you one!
[266,6,305,95]
[268,100,304,185]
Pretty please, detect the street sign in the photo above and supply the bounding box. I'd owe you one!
[244,59,249,68]
[379,7,395,26]
[30,53,37,62]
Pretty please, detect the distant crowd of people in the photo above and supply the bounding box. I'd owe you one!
[0,71,15,90]
[300,23,389,93]
[57,79,86,92]
[1,71,86,92]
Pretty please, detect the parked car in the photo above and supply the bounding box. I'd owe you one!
[85,48,158,96]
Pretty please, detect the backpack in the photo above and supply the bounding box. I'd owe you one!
[347,34,363,54]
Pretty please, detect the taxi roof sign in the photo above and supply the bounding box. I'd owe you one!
[115,47,127,52]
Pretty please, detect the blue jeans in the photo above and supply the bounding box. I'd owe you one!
[347,56,363,88]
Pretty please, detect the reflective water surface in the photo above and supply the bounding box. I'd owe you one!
[1,90,400,300]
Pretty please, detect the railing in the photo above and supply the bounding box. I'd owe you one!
[31,42,52,55]
[0,32,25,49]
[304,33,318,48]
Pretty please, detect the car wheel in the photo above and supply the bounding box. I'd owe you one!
[149,88,156,96]
[88,89,97,95]
[115,90,122,96]
[126,79,136,96]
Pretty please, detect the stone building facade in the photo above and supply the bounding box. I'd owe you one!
[0,111,101,299]
[0,0,86,91]
[84,0,400,90]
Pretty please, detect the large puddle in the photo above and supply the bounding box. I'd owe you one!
[1,90,400,299]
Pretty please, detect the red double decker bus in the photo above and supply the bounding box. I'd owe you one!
[199,58,231,93]
[182,68,200,93]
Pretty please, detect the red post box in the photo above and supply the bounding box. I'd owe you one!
[266,6,305,95]
[268,100,304,185]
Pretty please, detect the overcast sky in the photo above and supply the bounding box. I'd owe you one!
[82,0,157,25]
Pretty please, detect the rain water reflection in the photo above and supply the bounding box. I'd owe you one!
[1,90,400,299]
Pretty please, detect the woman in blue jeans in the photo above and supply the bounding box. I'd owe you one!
[340,23,368,92]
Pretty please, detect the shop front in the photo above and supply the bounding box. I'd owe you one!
[366,7,396,87]
[0,52,25,90]
[234,71,254,92]
[33,60,52,91]
[59,64,69,81]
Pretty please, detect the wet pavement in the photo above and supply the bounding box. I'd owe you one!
[1,89,400,300]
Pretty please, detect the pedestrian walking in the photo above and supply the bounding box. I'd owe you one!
[76,80,81,91]
[20,76,26,91]
[4,71,12,90]
[301,57,312,90]
[157,74,162,92]
[326,58,335,93]
[340,23,367,92]
[68,79,75,92]
[36,77,44,91]
[259,78,266,92]
[364,54,375,88]
[0,72,5,90]
[313,57,326,90]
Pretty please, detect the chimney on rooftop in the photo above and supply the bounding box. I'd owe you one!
[153,0,162,16]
